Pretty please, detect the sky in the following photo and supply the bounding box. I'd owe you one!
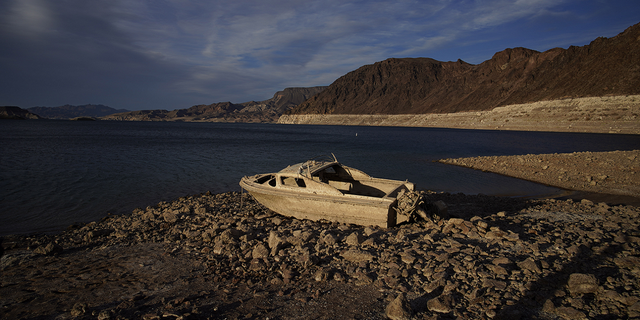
[1,0,639,111]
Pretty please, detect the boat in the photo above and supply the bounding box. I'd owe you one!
[239,155,445,227]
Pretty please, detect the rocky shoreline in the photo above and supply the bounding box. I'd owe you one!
[2,152,640,319]
[439,150,640,205]
[278,95,640,135]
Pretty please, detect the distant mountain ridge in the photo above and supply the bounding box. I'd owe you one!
[102,86,327,122]
[0,106,41,120]
[289,22,640,115]
[27,104,130,119]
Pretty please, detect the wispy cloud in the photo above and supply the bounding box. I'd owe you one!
[0,0,637,110]
[5,0,55,39]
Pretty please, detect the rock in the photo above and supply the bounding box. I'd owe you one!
[629,301,640,316]
[482,279,507,291]
[555,306,587,320]
[400,252,416,264]
[212,242,226,255]
[426,295,452,313]
[184,230,201,239]
[485,229,506,240]
[163,211,178,223]
[33,242,63,255]
[361,237,376,247]
[567,273,598,295]
[354,271,374,285]
[84,229,114,241]
[387,267,402,278]
[424,279,443,293]
[517,257,541,273]
[385,293,413,320]
[323,233,337,246]
[542,299,555,313]
[341,249,374,262]
[580,199,594,205]
[249,258,265,271]
[290,230,314,246]
[364,227,377,236]
[296,252,317,267]
[252,243,269,259]
[314,268,330,282]
[141,211,156,220]
[219,228,243,242]
[613,256,640,268]
[345,232,364,246]
[280,265,296,282]
[268,231,288,256]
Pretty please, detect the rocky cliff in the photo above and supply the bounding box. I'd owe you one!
[102,86,327,122]
[0,106,42,120]
[289,23,640,115]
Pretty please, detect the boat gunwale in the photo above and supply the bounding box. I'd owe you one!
[239,175,395,207]
[241,169,412,198]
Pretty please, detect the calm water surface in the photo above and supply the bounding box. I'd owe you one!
[2,120,639,235]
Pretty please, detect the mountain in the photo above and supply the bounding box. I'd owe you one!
[101,86,327,122]
[27,105,130,119]
[288,23,640,115]
[241,86,332,114]
[101,102,246,122]
[0,106,42,120]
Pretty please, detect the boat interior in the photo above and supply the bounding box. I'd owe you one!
[251,163,411,199]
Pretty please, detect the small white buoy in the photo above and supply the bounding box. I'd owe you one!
[356,133,358,136]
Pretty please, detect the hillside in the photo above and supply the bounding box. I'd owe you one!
[289,23,640,115]
[102,87,327,122]
[27,105,129,119]
[0,106,41,120]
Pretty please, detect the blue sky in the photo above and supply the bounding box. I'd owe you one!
[1,0,638,111]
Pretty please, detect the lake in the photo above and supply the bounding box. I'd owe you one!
[2,120,639,235]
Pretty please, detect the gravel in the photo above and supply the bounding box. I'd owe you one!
[1,151,639,319]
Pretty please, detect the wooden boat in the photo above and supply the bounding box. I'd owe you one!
[240,155,435,227]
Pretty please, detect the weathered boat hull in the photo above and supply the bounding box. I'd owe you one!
[241,178,400,227]
[239,158,420,228]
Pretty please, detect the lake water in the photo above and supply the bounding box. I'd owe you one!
[2,120,639,236]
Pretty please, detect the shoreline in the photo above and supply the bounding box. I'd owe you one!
[438,150,640,206]
[2,190,639,319]
[2,150,640,319]
[278,95,640,135]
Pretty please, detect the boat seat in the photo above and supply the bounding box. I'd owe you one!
[328,180,352,192]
